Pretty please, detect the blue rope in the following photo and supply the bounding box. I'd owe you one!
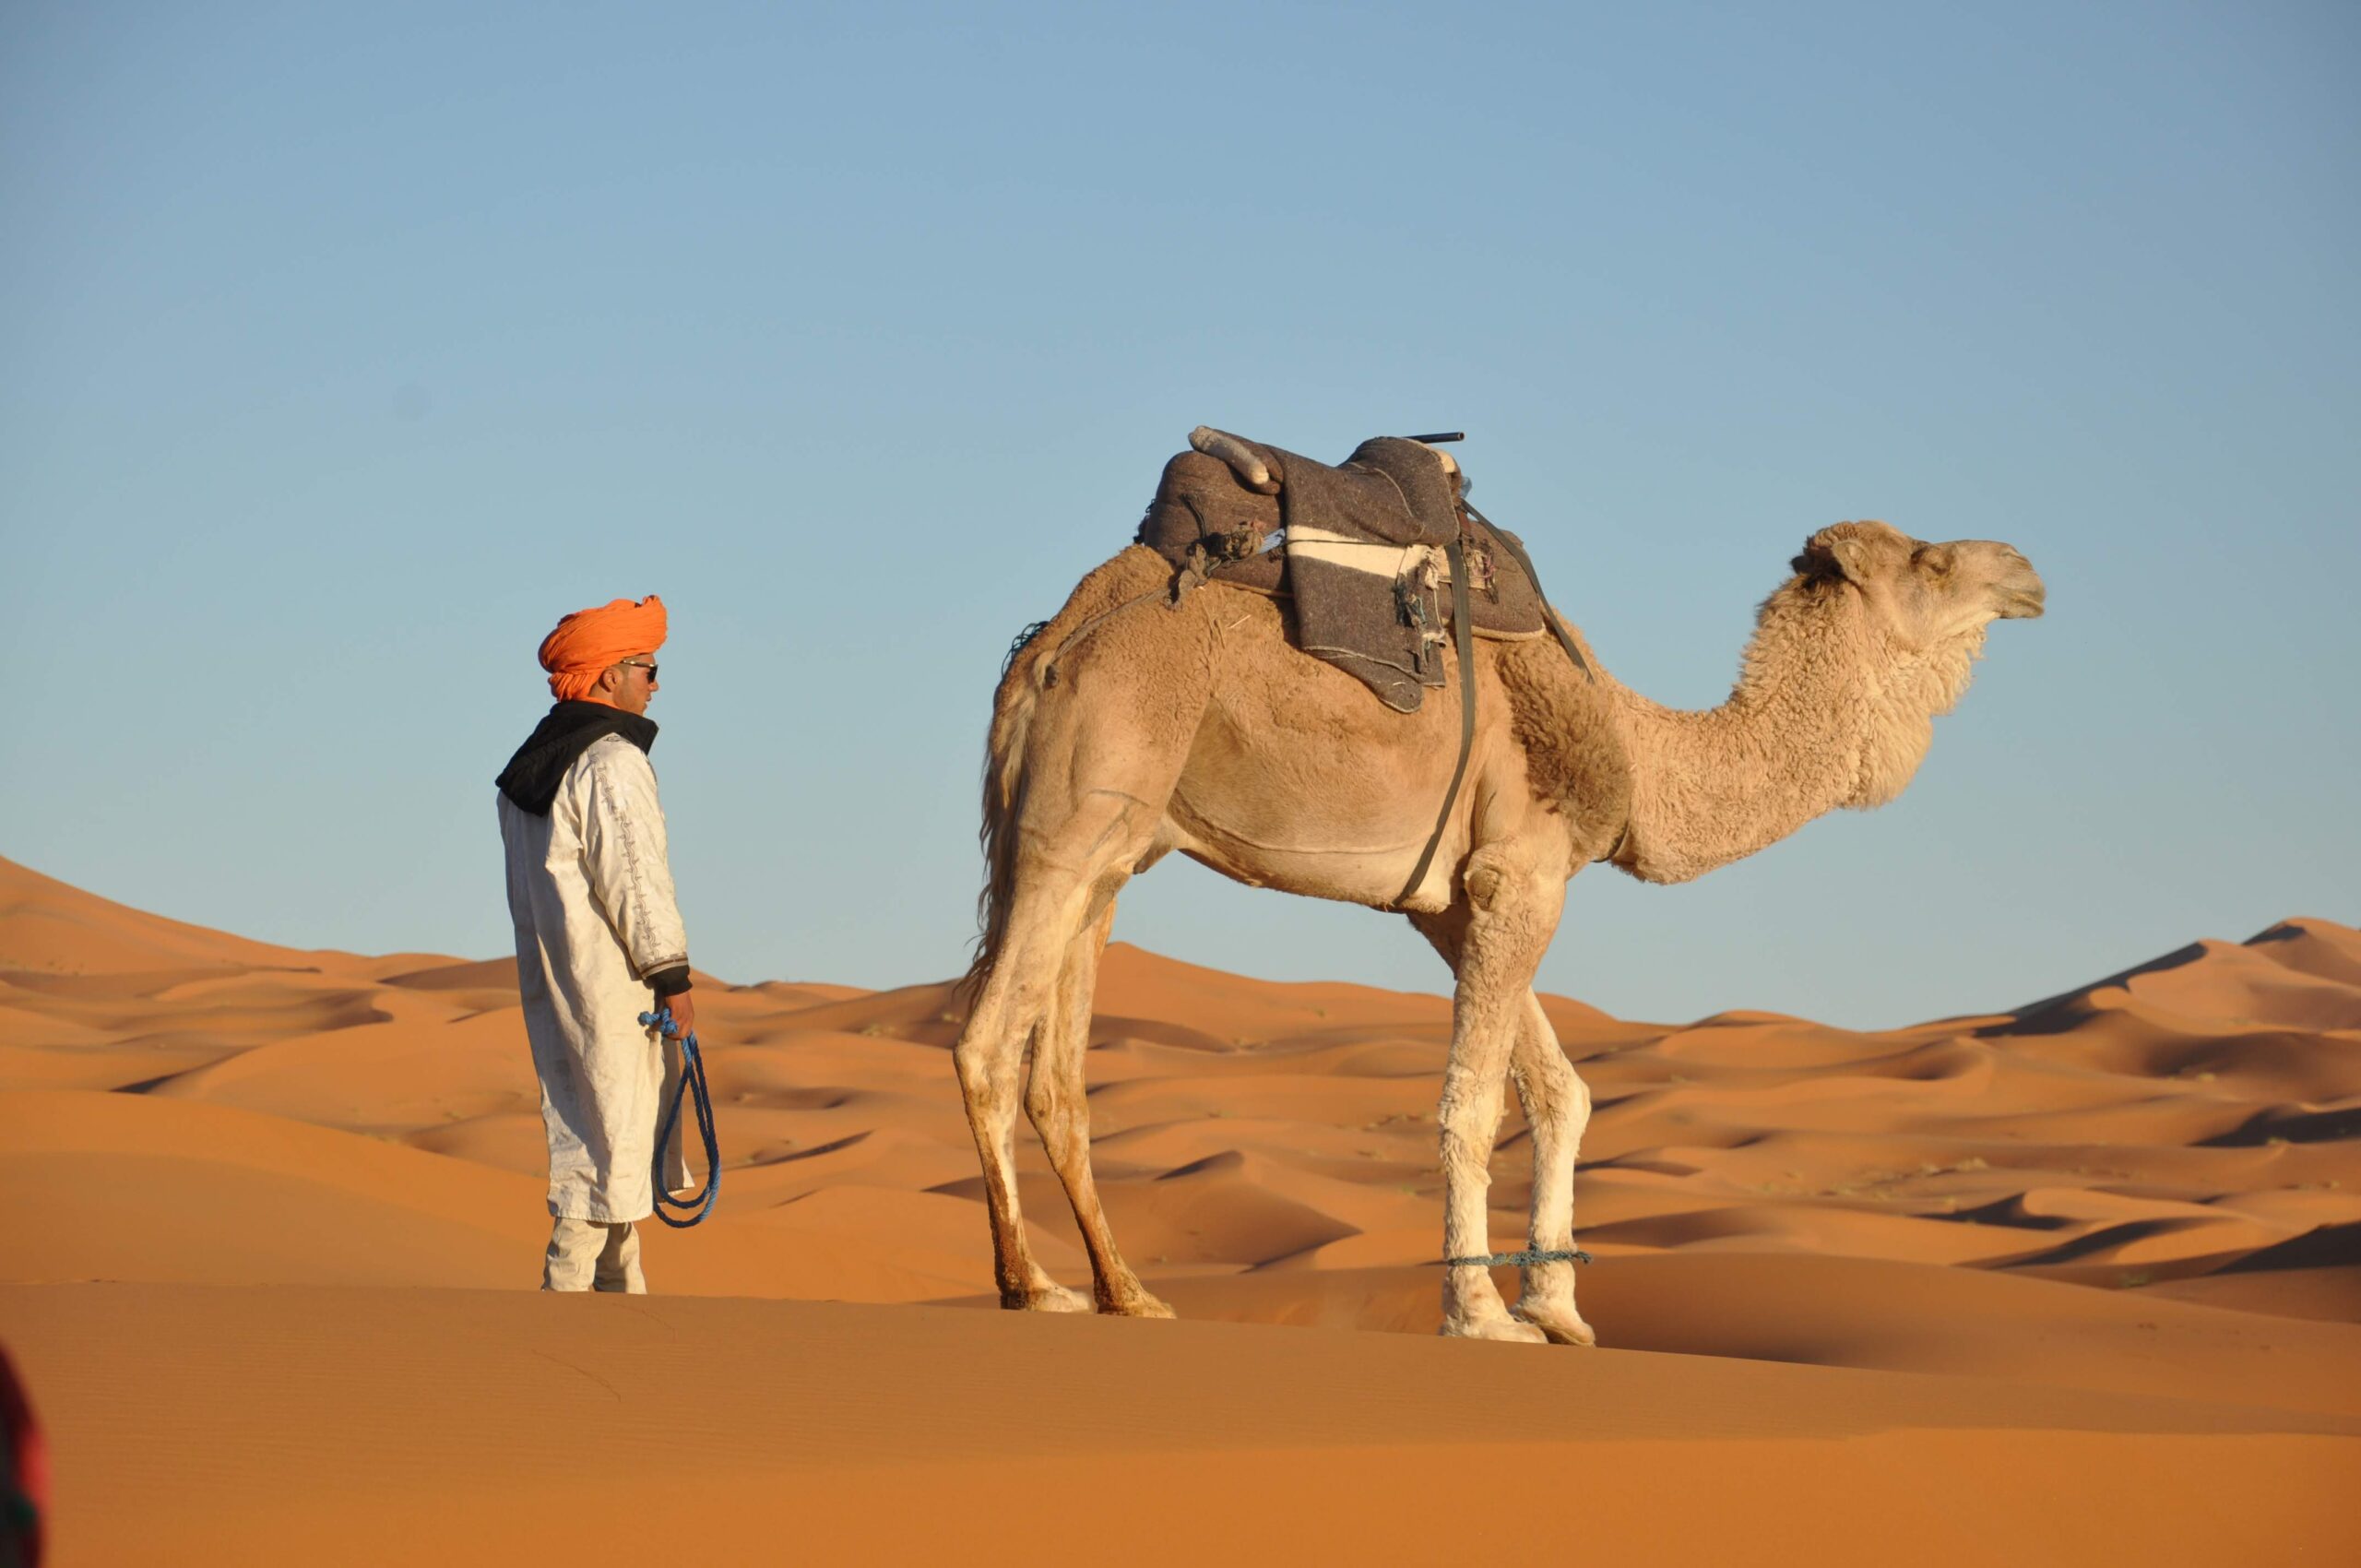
[639,1007,720,1228]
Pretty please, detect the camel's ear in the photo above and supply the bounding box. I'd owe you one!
[1794,525,1878,588]
[1828,535,1876,586]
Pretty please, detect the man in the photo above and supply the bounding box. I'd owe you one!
[0,1343,42,1568]
[495,594,696,1293]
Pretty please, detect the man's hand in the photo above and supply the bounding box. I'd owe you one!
[657,990,696,1041]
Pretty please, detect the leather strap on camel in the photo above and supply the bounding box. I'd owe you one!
[1399,536,1477,906]
[1465,499,1593,683]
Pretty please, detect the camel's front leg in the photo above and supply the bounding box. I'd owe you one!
[1507,993,1596,1346]
[1435,845,1567,1343]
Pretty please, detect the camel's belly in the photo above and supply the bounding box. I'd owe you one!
[1165,670,1468,908]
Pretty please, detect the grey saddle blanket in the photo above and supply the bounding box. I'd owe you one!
[1135,430,1549,711]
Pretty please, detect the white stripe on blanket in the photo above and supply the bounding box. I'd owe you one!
[1288,529,1451,581]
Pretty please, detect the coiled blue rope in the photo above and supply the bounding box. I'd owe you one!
[639,1005,719,1228]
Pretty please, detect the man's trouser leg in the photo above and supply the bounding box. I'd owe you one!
[543,1218,647,1294]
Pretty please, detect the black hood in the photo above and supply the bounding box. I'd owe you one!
[495,702,658,816]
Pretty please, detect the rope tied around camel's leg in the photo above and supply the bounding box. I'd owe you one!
[1442,1247,1593,1268]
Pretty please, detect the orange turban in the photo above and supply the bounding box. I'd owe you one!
[538,595,668,703]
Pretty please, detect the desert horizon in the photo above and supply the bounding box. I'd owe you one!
[3,850,2355,1562]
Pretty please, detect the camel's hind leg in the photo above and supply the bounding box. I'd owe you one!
[954,860,1094,1311]
[956,799,1168,1308]
[1026,893,1174,1317]
[955,660,1200,1309]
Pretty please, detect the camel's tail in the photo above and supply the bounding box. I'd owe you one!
[961,545,1169,1004]
[962,626,1048,1002]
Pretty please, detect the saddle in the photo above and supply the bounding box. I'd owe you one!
[1135,426,1556,709]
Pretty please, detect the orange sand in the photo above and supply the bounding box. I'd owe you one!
[2,853,2355,1564]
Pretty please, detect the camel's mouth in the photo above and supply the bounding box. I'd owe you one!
[1997,584,2047,620]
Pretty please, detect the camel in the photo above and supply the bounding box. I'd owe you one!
[954,509,2045,1344]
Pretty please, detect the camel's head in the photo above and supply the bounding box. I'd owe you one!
[1787,520,2046,810]
[1793,520,2046,652]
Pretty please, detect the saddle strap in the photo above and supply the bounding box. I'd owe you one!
[1466,501,1593,682]
[1399,536,1477,906]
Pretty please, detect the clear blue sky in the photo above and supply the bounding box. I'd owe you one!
[5,2,2355,1027]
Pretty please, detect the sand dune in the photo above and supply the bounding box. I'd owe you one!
[5,850,2355,1320]
[3,852,2357,1562]
[1,1281,2348,1567]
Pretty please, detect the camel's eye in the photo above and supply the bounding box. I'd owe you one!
[1913,545,1952,576]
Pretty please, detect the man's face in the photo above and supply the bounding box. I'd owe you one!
[606,654,659,716]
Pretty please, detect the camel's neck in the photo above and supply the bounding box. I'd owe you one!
[1597,587,1982,885]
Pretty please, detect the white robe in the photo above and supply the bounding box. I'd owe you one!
[499,734,691,1222]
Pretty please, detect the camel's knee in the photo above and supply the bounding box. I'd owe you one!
[1459,856,1564,969]
[955,1026,1029,1119]
[1513,1034,1587,1124]
[1021,1056,1077,1134]
[1565,1063,1593,1128]
[1462,841,1554,908]
[952,1033,988,1093]
[1461,845,1528,914]
[1437,1087,1503,1189]
[1020,1066,1053,1126]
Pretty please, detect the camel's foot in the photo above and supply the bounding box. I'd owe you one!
[1001,1281,1092,1313]
[1097,1286,1177,1320]
[1440,1273,1548,1344]
[1094,1267,1177,1317]
[1513,1262,1597,1346]
[1511,1299,1596,1347]
[1441,1307,1550,1344]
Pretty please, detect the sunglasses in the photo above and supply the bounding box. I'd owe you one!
[616,659,658,681]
